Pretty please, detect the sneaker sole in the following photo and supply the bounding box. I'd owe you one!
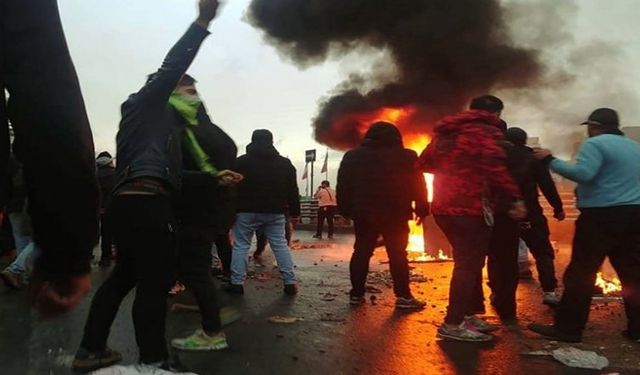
[436,332,493,342]
[72,356,123,373]
[171,342,229,351]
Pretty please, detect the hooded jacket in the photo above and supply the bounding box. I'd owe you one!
[337,123,429,221]
[235,139,300,217]
[418,110,521,216]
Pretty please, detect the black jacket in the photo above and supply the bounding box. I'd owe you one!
[178,106,238,238]
[115,23,210,192]
[235,142,300,216]
[337,126,429,221]
[506,143,563,218]
[96,163,117,209]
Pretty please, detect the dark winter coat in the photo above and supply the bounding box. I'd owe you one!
[337,124,429,221]
[177,106,238,239]
[96,163,117,210]
[506,143,563,218]
[418,110,521,216]
[235,142,300,217]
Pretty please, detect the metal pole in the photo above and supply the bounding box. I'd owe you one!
[310,161,315,197]
[305,162,309,197]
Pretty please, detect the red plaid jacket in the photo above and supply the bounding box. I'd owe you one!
[418,110,521,216]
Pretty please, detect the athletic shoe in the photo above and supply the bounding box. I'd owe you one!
[72,347,123,372]
[0,270,21,290]
[171,330,229,351]
[527,323,582,343]
[168,282,185,296]
[284,284,299,295]
[542,291,561,306]
[622,330,640,343]
[464,315,499,333]
[349,295,365,306]
[395,296,427,310]
[224,284,244,295]
[437,321,493,342]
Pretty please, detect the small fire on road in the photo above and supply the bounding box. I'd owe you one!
[595,272,622,295]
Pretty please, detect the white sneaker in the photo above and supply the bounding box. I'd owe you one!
[464,315,499,333]
[437,321,494,342]
[543,291,561,306]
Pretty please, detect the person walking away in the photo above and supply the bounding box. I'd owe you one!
[227,130,300,295]
[170,73,241,351]
[1,153,38,289]
[528,108,640,343]
[73,1,222,372]
[338,122,428,311]
[1,0,100,319]
[313,181,337,239]
[419,95,525,342]
[505,127,565,306]
[96,152,117,267]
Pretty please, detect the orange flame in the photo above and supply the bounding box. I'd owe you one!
[595,272,622,295]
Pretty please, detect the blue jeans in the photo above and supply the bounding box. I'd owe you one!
[231,213,296,285]
[7,242,39,275]
[9,212,32,254]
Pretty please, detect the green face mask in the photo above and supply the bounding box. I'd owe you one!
[169,92,202,126]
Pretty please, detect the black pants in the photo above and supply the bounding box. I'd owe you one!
[316,206,336,237]
[555,206,640,337]
[99,211,114,262]
[179,236,222,333]
[80,195,176,364]
[214,232,232,274]
[521,214,557,292]
[435,215,493,325]
[1,0,100,276]
[255,217,292,255]
[350,217,411,298]
[486,215,520,320]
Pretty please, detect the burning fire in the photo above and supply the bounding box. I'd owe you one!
[595,272,622,295]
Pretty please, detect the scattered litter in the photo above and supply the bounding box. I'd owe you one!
[367,270,429,286]
[255,273,272,281]
[91,365,197,375]
[365,286,383,294]
[552,347,609,370]
[268,316,304,324]
[320,313,347,322]
[291,242,337,250]
[321,292,339,301]
[524,347,609,370]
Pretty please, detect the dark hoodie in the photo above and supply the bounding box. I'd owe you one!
[337,122,429,221]
[234,130,300,216]
[418,110,521,216]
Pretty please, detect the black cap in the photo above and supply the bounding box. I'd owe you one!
[251,129,273,144]
[581,108,619,127]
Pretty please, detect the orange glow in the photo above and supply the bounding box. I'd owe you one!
[595,272,622,295]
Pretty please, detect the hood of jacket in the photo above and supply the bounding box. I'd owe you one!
[434,109,501,136]
[246,141,280,159]
[361,122,403,148]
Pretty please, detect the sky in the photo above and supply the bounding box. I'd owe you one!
[58,0,640,191]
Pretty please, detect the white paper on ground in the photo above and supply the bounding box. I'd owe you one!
[551,347,609,370]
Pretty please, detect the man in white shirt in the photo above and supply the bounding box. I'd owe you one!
[313,181,337,239]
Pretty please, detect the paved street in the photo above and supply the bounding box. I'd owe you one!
[1,230,639,375]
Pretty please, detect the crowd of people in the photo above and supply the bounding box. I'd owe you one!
[2,0,640,373]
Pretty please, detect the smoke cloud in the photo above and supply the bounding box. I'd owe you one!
[248,0,543,150]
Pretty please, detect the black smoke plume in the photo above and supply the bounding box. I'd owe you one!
[248,0,543,150]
